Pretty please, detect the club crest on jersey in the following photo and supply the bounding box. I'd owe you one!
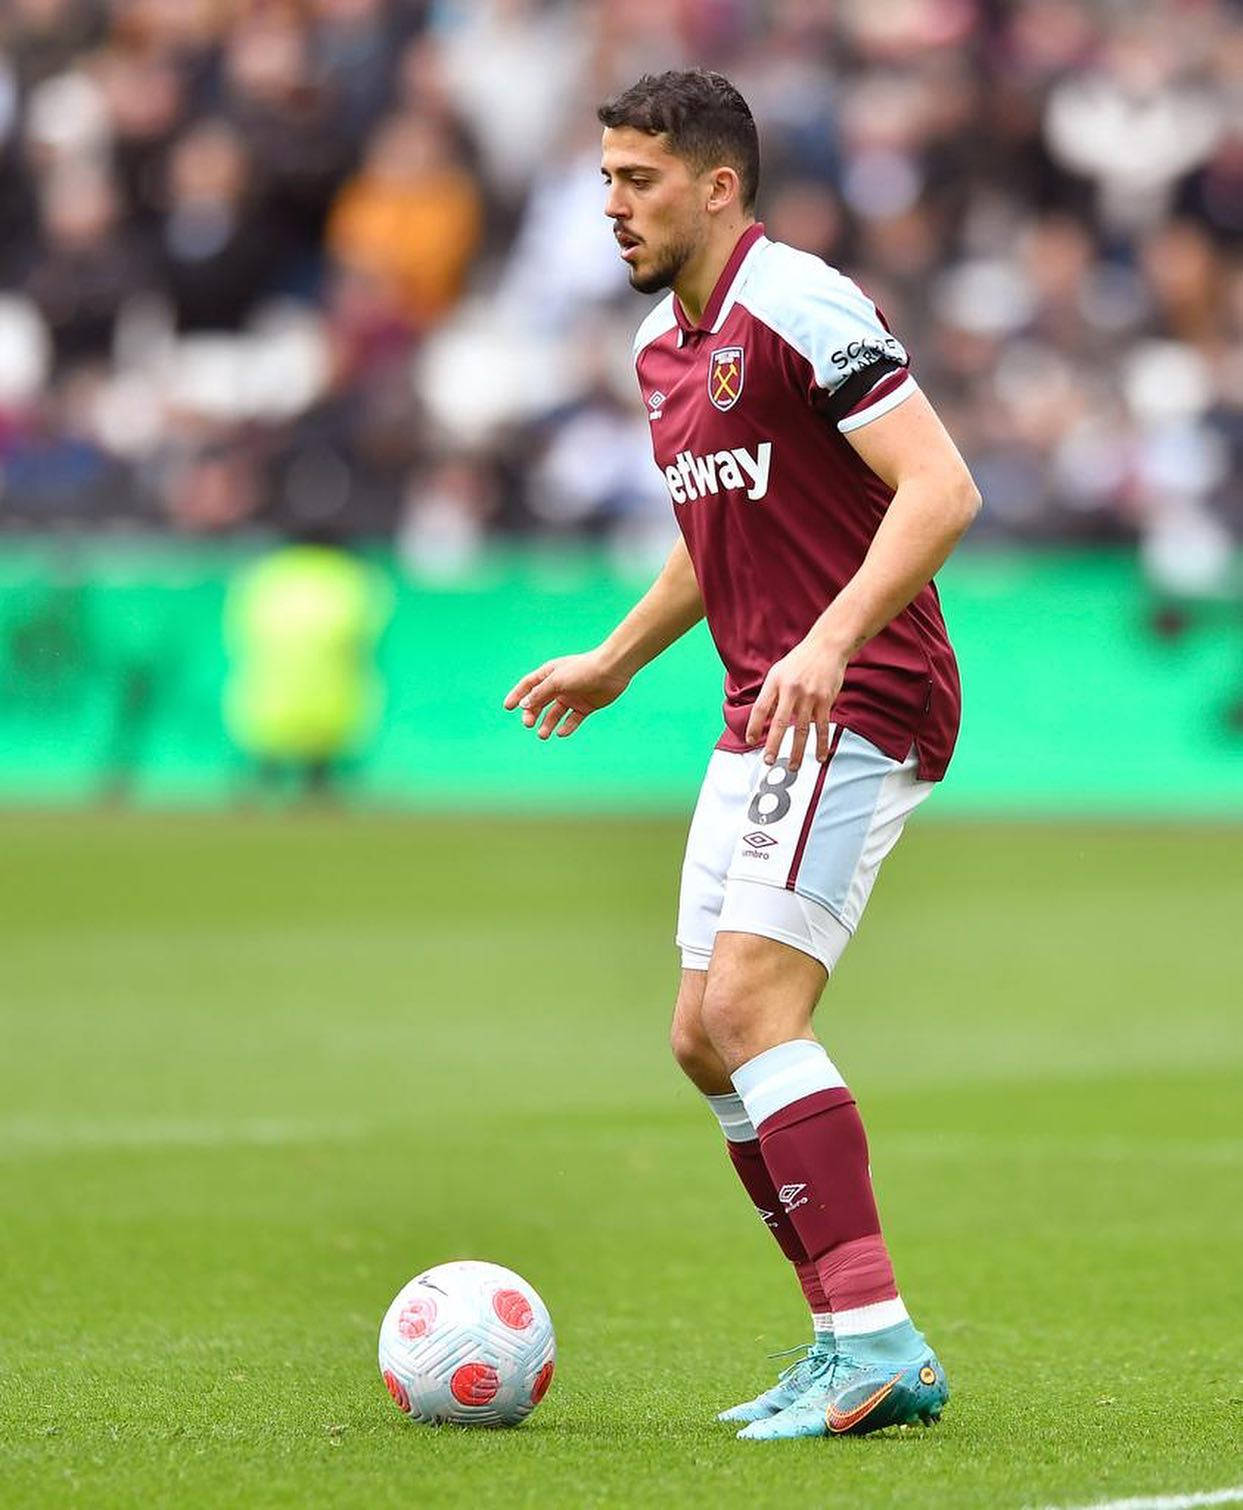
[708,346,744,411]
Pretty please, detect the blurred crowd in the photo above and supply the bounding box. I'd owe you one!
[0,0,1241,591]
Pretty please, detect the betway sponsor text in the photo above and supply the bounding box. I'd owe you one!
[663,442,772,505]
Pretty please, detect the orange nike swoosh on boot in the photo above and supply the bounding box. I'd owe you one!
[825,1371,902,1433]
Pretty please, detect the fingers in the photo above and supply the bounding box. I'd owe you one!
[503,663,552,711]
[814,717,831,764]
[744,679,777,748]
[536,698,569,739]
[763,693,796,766]
[786,707,835,772]
[515,674,561,728]
[764,696,832,771]
[505,661,590,740]
[787,719,811,774]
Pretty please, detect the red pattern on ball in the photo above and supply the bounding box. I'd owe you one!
[530,1360,555,1405]
[492,1288,534,1330]
[397,1297,437,1340]
[450,1363,500,1406]
[383,1370,412,1413]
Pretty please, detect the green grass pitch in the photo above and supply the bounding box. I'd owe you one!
[1,813,1240,1508]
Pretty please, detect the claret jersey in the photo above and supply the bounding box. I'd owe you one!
[633,223,961,781]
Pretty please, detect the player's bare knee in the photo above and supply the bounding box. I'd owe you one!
[669,1014,713,1080]
[669,982,720,1086]
[700,942,822,1071]
[668,1014,695,1070]
[698,976,754,1065]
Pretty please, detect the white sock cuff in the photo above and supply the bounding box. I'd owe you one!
[833,1297,910,1337]
[704,1091,757,1143]
[730,1039,846,1129]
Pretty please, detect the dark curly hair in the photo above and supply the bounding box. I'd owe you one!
[597,70,760,213]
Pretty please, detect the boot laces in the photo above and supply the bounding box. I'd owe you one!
[767,1342,834,1391]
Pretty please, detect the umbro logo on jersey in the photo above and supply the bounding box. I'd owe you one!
[647,390,666,420]
[708,346,744,410]
[663,442,772,505]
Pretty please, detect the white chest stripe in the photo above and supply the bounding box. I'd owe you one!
[665,442,772,504]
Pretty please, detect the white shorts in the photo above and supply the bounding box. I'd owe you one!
[676,725,933,975]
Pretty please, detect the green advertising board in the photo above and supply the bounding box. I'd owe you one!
[0,540,1238,815]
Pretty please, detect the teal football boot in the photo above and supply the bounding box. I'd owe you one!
[736,1340,948,1440]
[716,1341,834,1424]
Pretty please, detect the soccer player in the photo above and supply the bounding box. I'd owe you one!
[504,70,980,1440]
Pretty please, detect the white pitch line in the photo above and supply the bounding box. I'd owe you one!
[0,1117,369,1157]
[1035,1487,1243,1510]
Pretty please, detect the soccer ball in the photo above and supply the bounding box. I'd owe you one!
[378,1260,556,1427]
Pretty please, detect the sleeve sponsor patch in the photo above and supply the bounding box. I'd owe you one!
[740,245,911,422]
[828,333,907,376]
[814,357,905,426]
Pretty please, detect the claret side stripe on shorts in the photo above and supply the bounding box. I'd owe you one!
[785,726,845,890]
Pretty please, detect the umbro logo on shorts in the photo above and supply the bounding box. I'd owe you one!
[742,831,776,848]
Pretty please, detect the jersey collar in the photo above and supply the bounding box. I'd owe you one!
[673,221,767,337]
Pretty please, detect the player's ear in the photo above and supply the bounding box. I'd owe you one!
[705,165,741,216]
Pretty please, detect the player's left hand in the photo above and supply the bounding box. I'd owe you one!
[745,638,848,771]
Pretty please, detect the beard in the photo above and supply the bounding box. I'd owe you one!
[626,225,699,295]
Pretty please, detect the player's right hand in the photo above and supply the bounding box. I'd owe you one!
[503,653,631,740]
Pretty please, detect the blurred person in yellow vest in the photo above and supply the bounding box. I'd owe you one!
[223,542,392,796]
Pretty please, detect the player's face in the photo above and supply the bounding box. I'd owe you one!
[601,126,709,295]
